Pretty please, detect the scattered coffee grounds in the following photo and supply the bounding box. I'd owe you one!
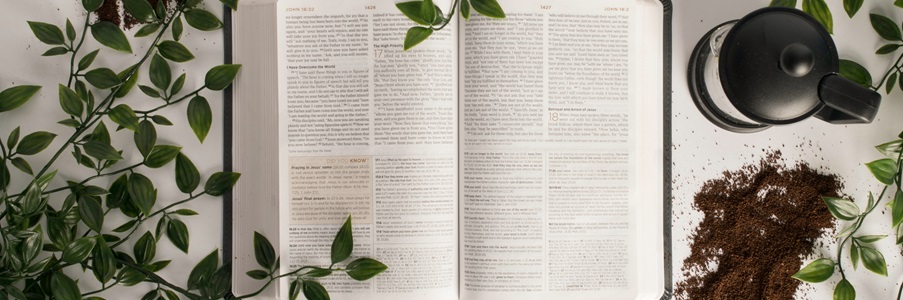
[95,0,121,27]
[92,0,183,29]
[676,152,841,300]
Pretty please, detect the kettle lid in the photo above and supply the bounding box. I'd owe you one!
[719,7,838,125]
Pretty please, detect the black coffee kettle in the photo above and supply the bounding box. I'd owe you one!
[688,7,881,133]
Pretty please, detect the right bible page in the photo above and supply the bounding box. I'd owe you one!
[459,0,661,299]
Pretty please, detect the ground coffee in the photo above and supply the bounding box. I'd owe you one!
[94,0,182,29]
[676,152,841,299]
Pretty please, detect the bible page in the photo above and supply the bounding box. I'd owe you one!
[275,1,458,299]
[458,0,646,299]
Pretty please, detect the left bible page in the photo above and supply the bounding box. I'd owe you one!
[275,1,458,299]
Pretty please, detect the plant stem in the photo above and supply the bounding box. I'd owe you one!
[135,87,204,116]
[67,16,91,88]
[431,0,461,31]
[873,51,903,91]
[81,279,122,297]
[7,162,143,199]
[116,258,203,300]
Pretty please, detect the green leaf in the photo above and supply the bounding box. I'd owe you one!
[866,158,897,185]
[123,0,157,23]
[150,54,172,91]
[851,241,860,269]
[897,0,903,8]
[188,96,212,143]
[112,219,137,233]
[331,215,354,264]
[894,190,903,227]
[302,280,330,300]
[303,267,333,278]
[78,196,104,232]
[421,0,437,24]
[152,115,174,126]
[171,73,186,95]
[834,279,855,300]
[791,258,834,283]
[172,16,184,41]
[840,59,872,88]
[58,119,81,128]
[85,68,121,89]
[10,157,32,175]
[187,250,218,289]
[396,1,442,25]
[16,131,56,156]
[253,232,276,270]
[78,50,100,71]
[27,21,65,45]
[185,9,224,31]
[42,47,69,56]
[471,0,506,19]
[118,266,147,286]
[175,153,200,194]
[0,162,8,190]
[860,246,888,276]
[134,231,156,264]
[139,85,162,98]
[802,0,832,34]
[5,285,26,300]
[205,172,241,196]
[7,127,19,149]
[403,27,433,51]
[145,145,181,168]
[166,219,190,253]
[156,217,168,240]
[0,85,41,113]
[61,237,96,263]
[769,0,796,7]
[822,197,860,221]
[246,270,269,280]
[205,64,242,90]
[173,208,198,216]
[877,44,901,55]
[107,174,129,209]
[135,23,161,37]
[127,173,157,216]
[83,0,103,12]
[134,120,157,158]
[843,0,862,18]
[108,104,140,131]
[345,258,388,281]
[92,238,116,284]
[460,0,471,20]
[83,140,123,160]
[115,65,140,98]
[889,73,898,95]
[157,41,194,62]
[856,235,887,244]
[65,19,76,41]
[289,280,301,300]
[220,0,238,10]
[50,273,81,300]
[91,121,111,144]
[91,21,132,53]
[896,224,903,244]
[58,84,83,117]
[872,14,902,41]
[21,225,43,263]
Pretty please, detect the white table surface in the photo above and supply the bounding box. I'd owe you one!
[672,0,903,298]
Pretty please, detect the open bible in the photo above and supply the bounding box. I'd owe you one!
[230,0,670,298]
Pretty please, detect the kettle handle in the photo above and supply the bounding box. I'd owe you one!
[816,74,881,124]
